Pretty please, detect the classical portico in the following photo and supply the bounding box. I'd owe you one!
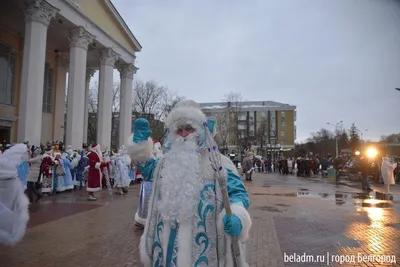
[0,0,141,148]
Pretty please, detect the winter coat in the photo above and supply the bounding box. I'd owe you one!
[381,157,396,185]
[27,155,43,183]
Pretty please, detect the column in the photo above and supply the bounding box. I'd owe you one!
[118,64,137,147]
[83,68,96,143]
[52,52,68,142]
[97,48,119,148]
[18,0,59,145]
[65,26,95,149]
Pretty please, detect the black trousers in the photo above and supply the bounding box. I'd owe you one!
[27,181,41,203]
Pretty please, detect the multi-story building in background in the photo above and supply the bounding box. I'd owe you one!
[200,101,296,158]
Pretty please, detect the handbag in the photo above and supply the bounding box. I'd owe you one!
[56,162,66,176]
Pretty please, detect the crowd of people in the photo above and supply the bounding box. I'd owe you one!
[238,150,398,194]
[0,141,136,202]
[0,99,252,267]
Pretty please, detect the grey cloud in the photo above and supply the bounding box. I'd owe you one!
[112,0,400,141]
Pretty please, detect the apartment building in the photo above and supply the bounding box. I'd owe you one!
[200,101,297,156]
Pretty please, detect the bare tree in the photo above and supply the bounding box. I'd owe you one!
[223,92,243,154]
[87,82,98,144]
[87,82,120,146]
[214,112,229,152]
[86,80,183,148]
[133,80,184,138]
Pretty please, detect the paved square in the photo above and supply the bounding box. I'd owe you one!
[1,173,399,267]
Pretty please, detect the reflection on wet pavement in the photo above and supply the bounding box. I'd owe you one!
[252,173,400,266]
[254,190,397,210]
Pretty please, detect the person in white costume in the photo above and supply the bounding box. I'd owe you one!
[113,145,131,195]
[0,144,30,246]
[381,157,397,193]
[128,100,251,267]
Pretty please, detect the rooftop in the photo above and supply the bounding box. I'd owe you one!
[199,101,296,111]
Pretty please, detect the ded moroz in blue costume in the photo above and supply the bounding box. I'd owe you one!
[127,100,251,267]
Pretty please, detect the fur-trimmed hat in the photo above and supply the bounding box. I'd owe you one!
[165,100,207,132]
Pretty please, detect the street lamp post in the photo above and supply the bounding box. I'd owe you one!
[327,120,343,157]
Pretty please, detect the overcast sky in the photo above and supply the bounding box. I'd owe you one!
[111,0,400,142]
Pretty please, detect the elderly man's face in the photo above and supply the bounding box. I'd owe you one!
[176,124,195,137]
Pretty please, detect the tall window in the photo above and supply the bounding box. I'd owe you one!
[281,130,285,137]
[0,43,15,105]
[42,63,53,113]
[281,111,285,118]
[281,120,285,127]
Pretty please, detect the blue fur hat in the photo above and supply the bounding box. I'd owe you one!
[133,118,152,143]
[206,117,216,134]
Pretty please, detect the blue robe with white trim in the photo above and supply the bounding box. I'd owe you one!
[139,155,251,267]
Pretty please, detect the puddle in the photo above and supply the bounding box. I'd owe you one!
[253,190,396,208]
[260,206,282,212]
[333,235,361,248]
[275,203,291,207]
[386,223,400,229]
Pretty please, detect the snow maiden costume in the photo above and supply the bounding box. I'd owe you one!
[127,100,251,267]
[0,144,30,246]
[133,134,163,227]
[113,146,131,195]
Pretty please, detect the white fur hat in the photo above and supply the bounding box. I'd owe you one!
[166,100,207,131]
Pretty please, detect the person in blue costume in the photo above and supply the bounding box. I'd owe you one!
[74,145,89,190]
[133,134,163,227]
[127,100,251,267]
[59,152,80,191]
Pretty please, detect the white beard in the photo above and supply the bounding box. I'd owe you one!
[158,135,203,223]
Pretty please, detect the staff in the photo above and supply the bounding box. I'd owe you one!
[203,120,242,267]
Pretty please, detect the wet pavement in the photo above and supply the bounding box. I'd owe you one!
[0,173,399,267]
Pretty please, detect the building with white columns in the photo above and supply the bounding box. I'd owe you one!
[0,0,141,149]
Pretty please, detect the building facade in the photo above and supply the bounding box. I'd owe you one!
[200,101,297,156]
[0,0,141,149]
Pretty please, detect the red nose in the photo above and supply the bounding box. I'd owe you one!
[179,131,191,137]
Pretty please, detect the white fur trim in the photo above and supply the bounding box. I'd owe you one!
[86,187,101,192]
[95,162,101,169]
[230,204,252,242]
[162,221,171,266]
[177,220,192,267]
[140,159,165,267]
[165,105,207,131]
[0,179,30,246]
[220,154,239,176]
[0,144,28,180]
[127,136,153,163]
[70,155,81,170]
[134,212,147,226]
[217,203,251,267]
[140,234,152,267]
